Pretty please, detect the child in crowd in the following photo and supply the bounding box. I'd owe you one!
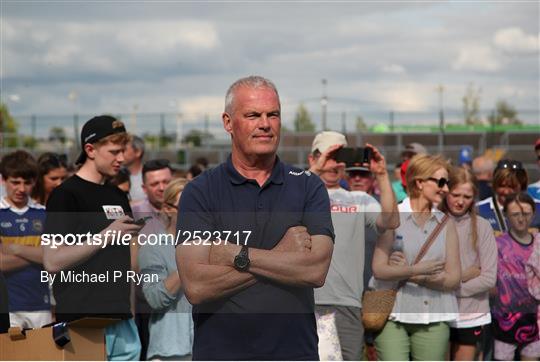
[0,150,51,328]
[526,219,540,344]
[493,192,540,360]
[440,167,497,360]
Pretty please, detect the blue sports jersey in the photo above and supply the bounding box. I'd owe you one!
[0,198,50,312]
[477,196,540,234]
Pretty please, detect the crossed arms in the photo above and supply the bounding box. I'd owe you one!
[176,226,333,305]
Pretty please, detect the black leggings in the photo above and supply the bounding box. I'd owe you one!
[0,272,10,333]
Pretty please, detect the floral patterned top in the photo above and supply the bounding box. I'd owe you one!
[493,232,539,344]
[526,233,540,301]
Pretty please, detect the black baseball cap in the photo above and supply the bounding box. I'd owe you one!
[76,115,127,165]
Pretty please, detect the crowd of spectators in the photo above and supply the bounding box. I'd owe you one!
[0,77,539,361]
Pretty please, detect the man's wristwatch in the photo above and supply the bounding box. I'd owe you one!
[234,245,250,271]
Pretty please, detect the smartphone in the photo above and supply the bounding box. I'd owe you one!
[362,147,373,164]
[334,147,357,164]
[335,147,373,166]
[133,216,152,226]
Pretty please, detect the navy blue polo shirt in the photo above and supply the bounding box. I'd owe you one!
[177,155,334,361]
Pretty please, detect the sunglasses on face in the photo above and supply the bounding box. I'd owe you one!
[425,177,449,188]
[496,159,523,171]
[348,171,372,178]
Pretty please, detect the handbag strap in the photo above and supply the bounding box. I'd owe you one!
[412,214,449,265]
[396,214,449,289]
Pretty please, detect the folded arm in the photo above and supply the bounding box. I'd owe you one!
[176,243,257,305]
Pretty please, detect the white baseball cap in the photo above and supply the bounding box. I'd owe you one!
[311,131,347,153]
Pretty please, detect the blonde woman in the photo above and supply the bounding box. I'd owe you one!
[439,167,497,360]
[371,154,461,361]
[138,178,194,360]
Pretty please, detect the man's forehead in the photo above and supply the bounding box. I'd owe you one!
[235,86,280,105]
[146,168,172,181]
[99,142,126,150]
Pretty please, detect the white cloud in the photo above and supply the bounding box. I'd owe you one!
[493,27,539,54]
[178,96,224,118]
[372,83,431,112]
[115,21,218,54]
[3,19,219,77]
[382,64,406,75]
[8,94,20,102]
[452,45,502,72]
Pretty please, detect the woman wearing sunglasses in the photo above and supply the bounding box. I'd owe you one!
[439,167,497,360]
[371,154,461,360]
[138,177,194,360]
[492,192,539,361]
[477,159,540,235]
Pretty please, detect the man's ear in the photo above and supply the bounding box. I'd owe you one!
[222,113,233,135]
[307,154,318,168]
[85,143,96,161]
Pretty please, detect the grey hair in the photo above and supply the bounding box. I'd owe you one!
[224,75,280,114]
[131,135,145,158]
[472,156,494,175]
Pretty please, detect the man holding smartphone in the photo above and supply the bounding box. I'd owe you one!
[308,131,400,360]
[43,115,143,360]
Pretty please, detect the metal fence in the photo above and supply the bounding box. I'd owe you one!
[2,129,538,180]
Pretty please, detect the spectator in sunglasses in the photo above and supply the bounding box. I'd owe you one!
[371,154,460,361]
[477,159,540,234]
[527,138,540,200]
[31,152,68,206]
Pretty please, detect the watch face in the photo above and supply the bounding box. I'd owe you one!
[234,255,250,270]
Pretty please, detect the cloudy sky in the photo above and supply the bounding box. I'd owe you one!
[2,1,539,135]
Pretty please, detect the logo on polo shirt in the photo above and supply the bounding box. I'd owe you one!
[289,170,304,176]
[0,222,12,228]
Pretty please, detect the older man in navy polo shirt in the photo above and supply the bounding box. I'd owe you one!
[176,76,335,360]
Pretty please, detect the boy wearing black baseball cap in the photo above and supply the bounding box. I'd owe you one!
[43,115,143,360]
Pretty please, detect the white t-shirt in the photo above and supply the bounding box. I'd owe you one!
[314,188,380,308]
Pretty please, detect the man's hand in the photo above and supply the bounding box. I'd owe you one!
[105,216,143,237]
[273,226,311,252]
[308,144,345,176]
[365,143,388,177]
